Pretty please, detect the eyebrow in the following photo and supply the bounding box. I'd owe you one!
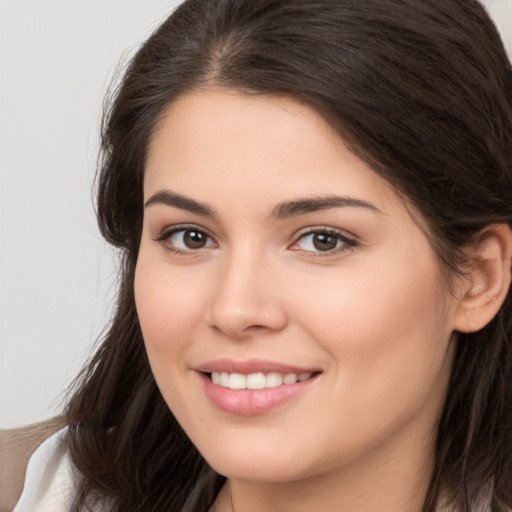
[144,190,380,220]
[145,190,216,218]
[271,195,381,219]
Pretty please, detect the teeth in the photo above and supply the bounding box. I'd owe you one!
[246,372,266,389]
[220,372,230,387]
[266,372,283,387]
[210,371,313,390]
[283,373,298,384]
[229,373,246,389]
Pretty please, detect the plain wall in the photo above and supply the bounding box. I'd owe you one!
[0,0,183,428]
[1,0,511,429]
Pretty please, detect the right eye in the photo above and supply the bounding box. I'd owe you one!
[158,227,215,252]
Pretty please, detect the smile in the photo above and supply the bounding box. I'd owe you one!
[210,371,313,390]
[198,363,320,415]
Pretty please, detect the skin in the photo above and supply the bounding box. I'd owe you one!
[135,89,469,512]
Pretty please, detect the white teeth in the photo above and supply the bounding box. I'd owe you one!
[210,371,314,390]
[283,372,298,385]
[266,372,283,388]
[246,372,266,390]
[220,372,230,387]
[229,373,247,389]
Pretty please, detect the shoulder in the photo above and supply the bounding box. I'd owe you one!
[0,417,65,512]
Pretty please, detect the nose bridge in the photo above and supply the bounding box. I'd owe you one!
[207,240,286,338]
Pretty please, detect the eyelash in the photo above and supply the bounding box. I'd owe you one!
[290,227,357,256]
[153,224,216,256]
[153,225,357,257]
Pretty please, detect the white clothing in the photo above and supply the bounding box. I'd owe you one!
[13,428,77,512]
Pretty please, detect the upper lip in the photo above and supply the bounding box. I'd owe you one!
[196,358,321,375]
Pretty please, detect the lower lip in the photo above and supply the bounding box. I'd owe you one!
[200,373,318,416]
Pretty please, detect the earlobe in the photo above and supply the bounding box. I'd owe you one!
[454,224,512,333]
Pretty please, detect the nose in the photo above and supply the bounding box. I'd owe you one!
[206,248,288,339]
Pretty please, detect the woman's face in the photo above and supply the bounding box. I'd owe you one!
[135,89,463,483]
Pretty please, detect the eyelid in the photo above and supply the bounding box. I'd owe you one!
[153,223,217,253]
[152,223,357,257]
[289,226,357,255]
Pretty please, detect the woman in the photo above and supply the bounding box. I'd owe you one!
[6,0,512,511]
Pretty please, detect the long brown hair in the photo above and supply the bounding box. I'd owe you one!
[65,1,512,510]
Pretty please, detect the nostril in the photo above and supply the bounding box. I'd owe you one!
[246,324,268,331]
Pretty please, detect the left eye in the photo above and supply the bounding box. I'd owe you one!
[292,231,352,253]
[166,228,215,250]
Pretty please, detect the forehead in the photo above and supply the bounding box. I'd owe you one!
[144,88,401,214]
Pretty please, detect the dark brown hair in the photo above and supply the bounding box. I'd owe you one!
[65,1,512,510]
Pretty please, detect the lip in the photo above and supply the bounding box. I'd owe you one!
[196,358,320,375]
[196,359,321,416]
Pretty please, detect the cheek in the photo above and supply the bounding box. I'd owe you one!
[296,262,443,343]
[293,253,454,407]
[134,257,205,362]
[134,256,212,423]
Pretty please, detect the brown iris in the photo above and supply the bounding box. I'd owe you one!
[183,229,208,249]
[312,232,338,251]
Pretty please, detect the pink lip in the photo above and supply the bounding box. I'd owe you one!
[197,358,319,375]
[196,359,320,416]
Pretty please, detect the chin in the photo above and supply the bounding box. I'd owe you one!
[195,434,327,483]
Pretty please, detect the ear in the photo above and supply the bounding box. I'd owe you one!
[454,224,512,333]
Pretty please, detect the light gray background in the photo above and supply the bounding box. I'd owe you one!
[1,0,511,429]
[0,0,183,428]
